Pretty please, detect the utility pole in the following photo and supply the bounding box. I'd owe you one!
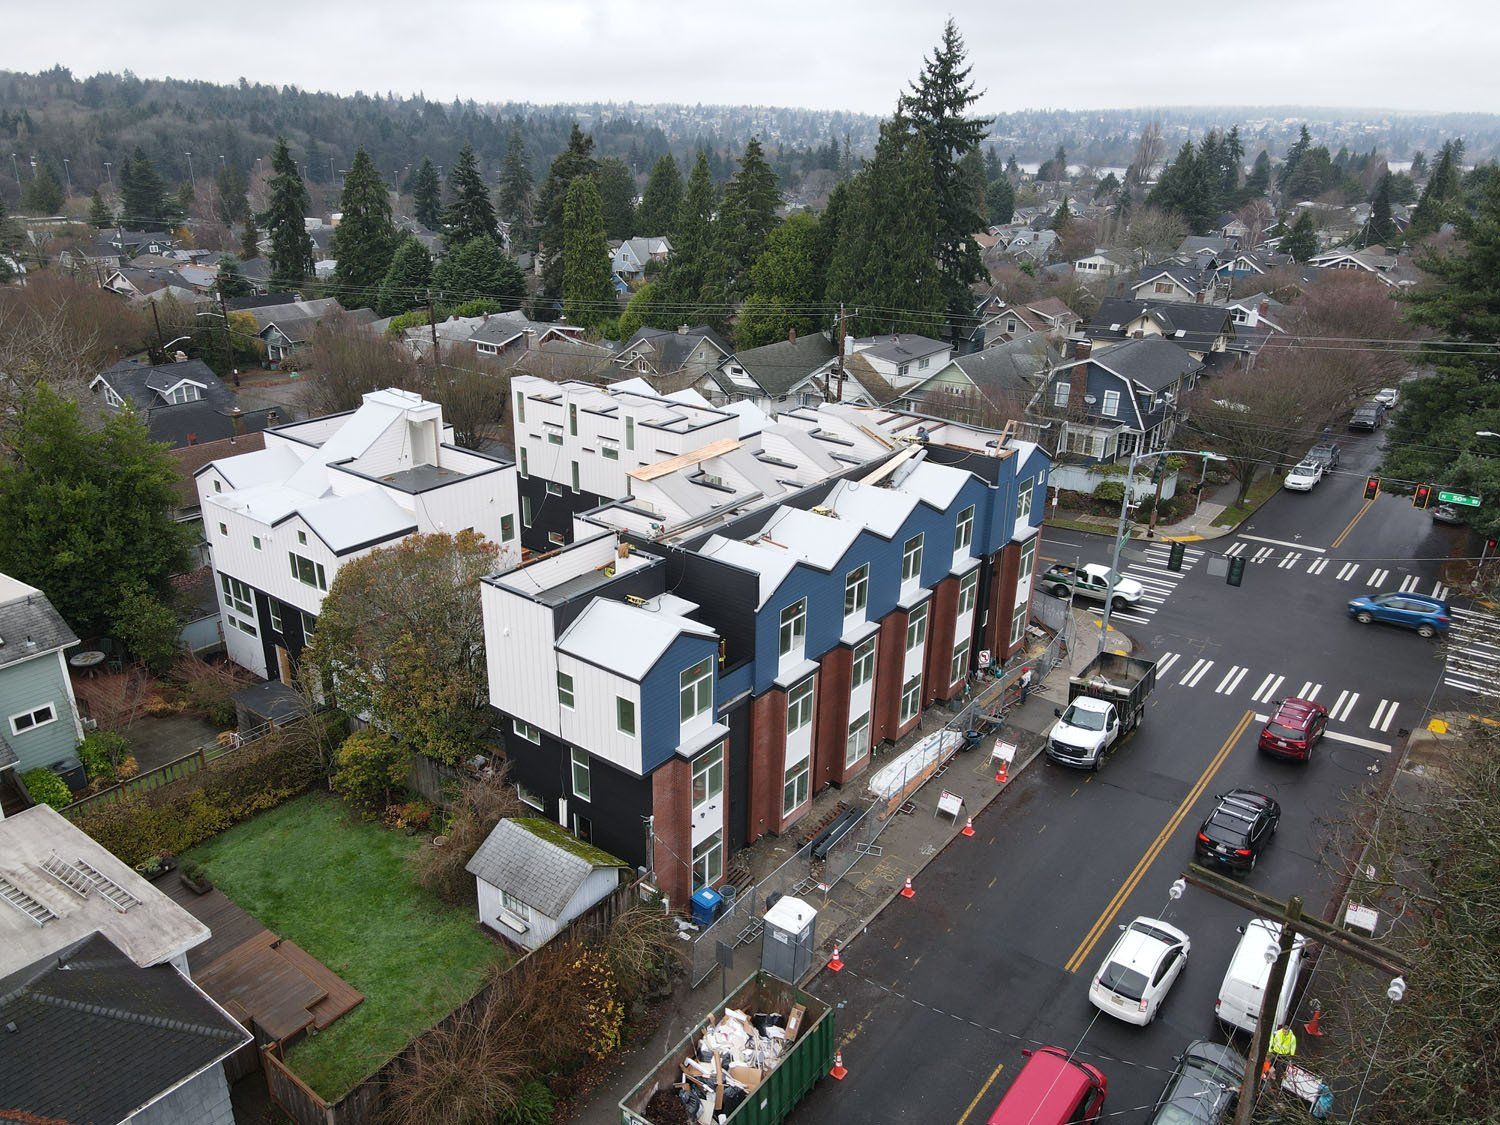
[834,303,847,402]
[1182,864,1411,1125]
[149,302,165,363]
[427,292,441,391]
[1146,453,1168,538]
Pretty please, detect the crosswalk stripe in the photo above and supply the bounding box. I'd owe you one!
[1124,572,1179,590]
[1155,652,1180,676]
[1398,575,1420,592]
[1433,582,1449,599]
[1336,563,1360,581]
[1370,700,1399,732]
[1125,564,1185,580]
[1252,714,1391,752]
[1181,658,1215,687]
[1297,681,1323,700]
[1369,568,1389,586]
[1112,611,1152,624]
[1214,666,1249,695]
[1278,553,1303,570]
[1251,547,1276,564]
[1330,690,1360,722]
[1250,673,1279,702]
[1443,676,1500,699]
[1307,558,1329,575]
[1224,542,1246,558]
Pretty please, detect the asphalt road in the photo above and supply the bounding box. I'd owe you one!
[793,428,1477,1124]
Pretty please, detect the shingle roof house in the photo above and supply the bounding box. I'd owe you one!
[91,358,278,449]
[0,575,83,783]
[466,817,630,949]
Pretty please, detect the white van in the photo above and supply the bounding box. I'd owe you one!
[1216,918,1306,1034]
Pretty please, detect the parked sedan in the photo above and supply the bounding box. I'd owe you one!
[1432,504,1466,526]
[1147,1040,1246,1125]
[1348,592,1451,638]
[1195,789,1280,872]
[1258,697,1329,761]
[1282,459,1324,491]
[1375,387,1400,408]
[1089,917,1191,1025]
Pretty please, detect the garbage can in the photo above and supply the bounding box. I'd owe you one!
[719,885,738,909]
[691,887,723,927]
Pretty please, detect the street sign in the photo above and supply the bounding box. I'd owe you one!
[1438,490,1482,507]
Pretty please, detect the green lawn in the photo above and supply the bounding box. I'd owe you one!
[1212,473,1283,528]
[188,792,504,1100]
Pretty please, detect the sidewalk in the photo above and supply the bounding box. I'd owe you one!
[568,611,1124,1124]
[1148,477,1240,541]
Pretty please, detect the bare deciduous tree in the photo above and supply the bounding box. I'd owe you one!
[1119,206,1187,264]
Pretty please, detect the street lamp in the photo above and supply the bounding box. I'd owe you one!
[1477,431,1500,438]
[102,161,113,190]
[184,151,196,190]
[1098,443,1228,652]
[9,153,19,183]
[61,157,72,196]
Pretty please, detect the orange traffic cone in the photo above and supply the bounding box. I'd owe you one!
[899,876,915,899]
[1304,1008,1325,1038]
[827,944,844,972]
[995,760,1009,785]
[961,816,976,837]
[830,1050,849,1080]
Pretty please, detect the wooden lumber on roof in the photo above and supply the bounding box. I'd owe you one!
[629,438,741,481]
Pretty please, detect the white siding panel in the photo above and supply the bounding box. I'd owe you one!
[556,654,643,774]
[482,581,560,732]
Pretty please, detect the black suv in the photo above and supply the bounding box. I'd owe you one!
[1148,1040,1246,1125]
[1308,442,1341,469]
[1348,403,1383,431]
[1195,789,1281,872]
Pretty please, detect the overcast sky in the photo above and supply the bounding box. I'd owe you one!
[4,0,1498,115]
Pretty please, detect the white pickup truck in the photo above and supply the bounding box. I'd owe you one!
[1042,562,1146,611]
[1046,652,1158,770]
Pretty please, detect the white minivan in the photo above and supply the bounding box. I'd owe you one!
[1216,918,1306,1034]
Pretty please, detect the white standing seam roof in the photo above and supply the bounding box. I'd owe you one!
[759,506,864,570]
[698,535,801,607]
[825,478,921,539]
[208,445,305,490]
[556,598,716,681]
[299,490,417,553]
[896,460,972,510]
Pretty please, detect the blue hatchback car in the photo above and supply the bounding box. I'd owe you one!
[1348,592,1450,637]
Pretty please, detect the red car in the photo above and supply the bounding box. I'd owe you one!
[1258,698,1329,760]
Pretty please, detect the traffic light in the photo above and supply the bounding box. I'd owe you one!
[1227,556,1246,587]
[1364,476,1381,501]
[1168,541,1186,571]
[1413,483,1433,509]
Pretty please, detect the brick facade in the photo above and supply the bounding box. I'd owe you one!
[813,645,854,789]
[872,611,907,744]
[651,757,693,907]
[748,688,788,841]
[924,575,961,705]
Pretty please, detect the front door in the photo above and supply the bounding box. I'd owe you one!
[275,645,293,686]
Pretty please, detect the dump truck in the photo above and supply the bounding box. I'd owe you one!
[620,971,835,1125]
[1045,651,1157,769]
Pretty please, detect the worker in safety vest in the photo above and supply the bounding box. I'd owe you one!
[1268,1023,1298,1080]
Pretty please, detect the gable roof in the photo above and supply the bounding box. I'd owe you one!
[942,334,1055,401]
[853,334,949,365]
[468,310,584,349]
[727,332,839,397]
[1084,337,1205,393]
[0,932,249,1125]
[0,574,77,668]
[91,359,277,449]
[465,818,628,917]
[1088,299,1235,351]
[1133,261,1218,294]
[556,596,716,680]
[619,326,733,374]
[843,352,896,404]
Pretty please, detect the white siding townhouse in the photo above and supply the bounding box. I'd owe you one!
[195,388,520,681]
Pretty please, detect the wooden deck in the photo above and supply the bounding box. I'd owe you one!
[164,874,363,1044]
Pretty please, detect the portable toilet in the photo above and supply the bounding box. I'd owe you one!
[762,895,817,980]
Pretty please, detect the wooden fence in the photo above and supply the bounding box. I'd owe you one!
[405,754,466,806]
[263,878,643,1125]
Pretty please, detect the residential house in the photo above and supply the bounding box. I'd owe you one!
[1226,293,1287,332]
[1216,213,1252,243]
[482,403,1050,904]
[1039,337,1205,463]
[1004,227,1059,264]
[1130,262,1228,305]
[107,229,176,257]
[1307,245,1422,288]
[613,326,733,395]
[509,336,618,382]
[1072,247,1135,280]
[90,358,278,450]
[102,265,199,303]
[0,805,250,1124]
[58,235,124,276]
[846,333,952,391]
[1174,234,1239,265]
[1218,248,1293,280]
[246,298,376,363]
[465,816,630,949]
[1086,298,1236,362]
[610,236,672,287]
[708,332,841,412]
[0,575,83,804]
[971,298,1082,349]
[467,311,586,362]
[394,216,443,257]
[898,332,1058,422]
[196,388,520,681]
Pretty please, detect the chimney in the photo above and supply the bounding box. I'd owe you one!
[1068,337,1093,361]
[1258,300,1269,319]
[677,324,689,335]
[230,405,244,436]
[186,432,197,446]
[787,327,797,344]
[1196,288,1206,304]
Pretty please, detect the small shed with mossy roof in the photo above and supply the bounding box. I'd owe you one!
[465,817,631,949]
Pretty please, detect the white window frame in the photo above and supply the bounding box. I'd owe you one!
[268,601,283,633]
[845,712,871,767]
[1020,539,1036,583]
[557,670,575,709]
[9,703,57,735]
[570,748,591,802]
[617,696,637,737]
[782,757,810,816]
[680,658,713,726]
[1017,479,1034,522]
[954,505,974,554]
[902,533,924,584]
[499,889,533,927]
[693,829,723,889]
[571,461,580,493]
[692,744,724,807]
[221,573,253,615]
[958,571,979,616]
[289,552,327,591]
[844,564,869,618]
[512,719,541,744]
[1053,381,1071,407]
[228,614,257,637]
[779,598,807,658]
[522,495,533,526]
[786,677,814,735]
[251,534,262,551]
[601,441,620,461]
[517,783,544,811]
[899,675,922,724]
[1009,602,1028,646]
[851,636,876,689]
[906,604,928,653]
[1102,389,1121,416]
[545,481,563,496]
[950,638,970,686]
[500,514,515,542]
[515,390,526,424]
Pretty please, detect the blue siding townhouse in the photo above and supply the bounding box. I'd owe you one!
[0,574,84,813]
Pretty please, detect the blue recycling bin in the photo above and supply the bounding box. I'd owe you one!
[691,887,723,926]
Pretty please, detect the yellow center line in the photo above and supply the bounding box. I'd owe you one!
[1331,497,1376,549]
[1063,710,1254,975]
[956,1061,1006,1125]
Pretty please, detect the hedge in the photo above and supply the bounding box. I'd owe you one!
[73,713,343,867]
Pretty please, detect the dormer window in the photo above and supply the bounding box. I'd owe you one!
[165,383,203,404]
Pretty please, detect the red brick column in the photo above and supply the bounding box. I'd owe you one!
[651,758,694,906]
[925,576,960,704]
[872,611,907,745]
[748,689,787,843]
[814,647,853,790]
[994,542,1023,659]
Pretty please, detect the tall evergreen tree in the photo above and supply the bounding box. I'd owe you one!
[595,158,638,241]
[825,117,945,338]
[1245,150,1273,196]
[0,196,21,282]
[266,136,314,291]
[1147,142,1217,232]
[536,125,598,298]
[719,138,781,295]
[986,174,1015,224]
[410,157,443,230]
[119,149,169,228]
[655,151,727,329]
[637,154,684,237]
[430,235,525,309]
[1223,125,1245,195]
[736,211,822,349]
[1051,195,1072,232]
[1410,139,1465,236]
[442,143,498,247]
[1281,210,1319,261]
[1004,153,1021,178]
[1278,125,1312,190]
[88,188,112,227]
[1367,172,1396,246]
[19,162,65,216]
[496,127,533,235]
[240,212,261,261]
[376,235,433,316]
[332,148,397,299]
[1037,145,1068,182]
[562,176,618,329]
[214,161,250,225]
[215,255,253,298]
[900,18,992,325]
[1409,151,1429,180]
